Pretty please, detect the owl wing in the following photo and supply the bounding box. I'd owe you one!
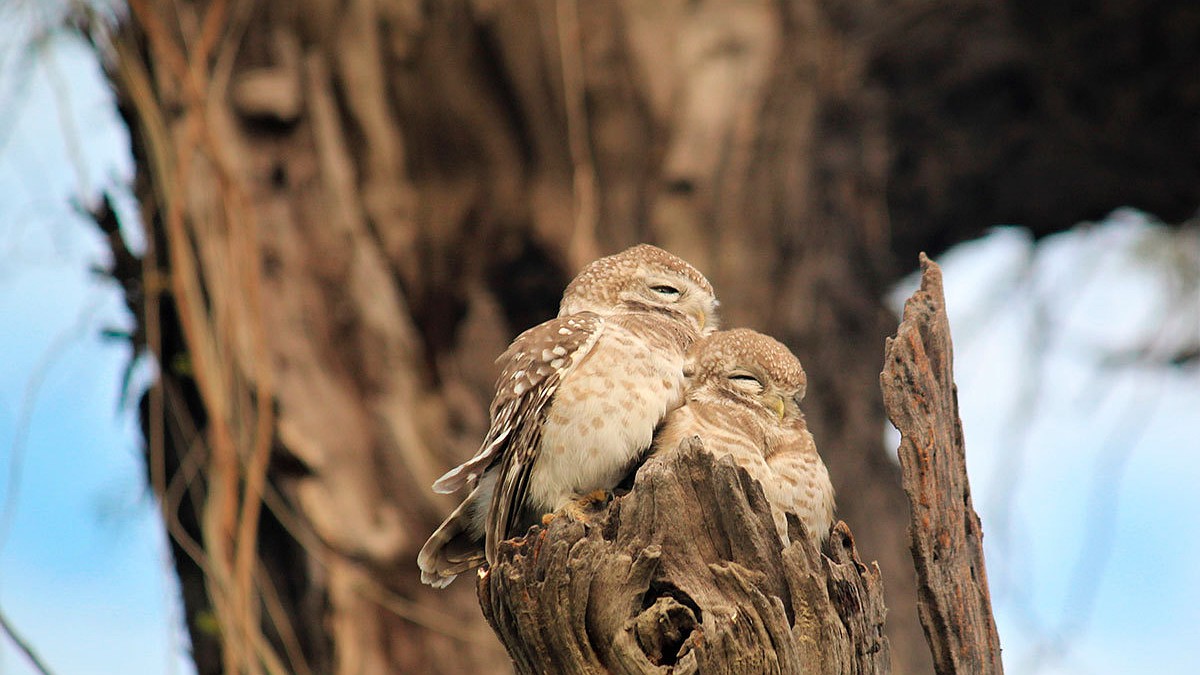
[430,312,604,563]
[485,313,605,563]
[763,427,835,543]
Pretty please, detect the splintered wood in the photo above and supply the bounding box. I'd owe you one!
[881,254,1003,675]
[477,439,890,675]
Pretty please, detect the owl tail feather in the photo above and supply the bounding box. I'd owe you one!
[431,427,512,494]
[418,489,487,588]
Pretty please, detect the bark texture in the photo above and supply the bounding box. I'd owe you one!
[105,1,920,671]
[478,438,890,675]
[882,257,1003,674]
[95,0,1198,672]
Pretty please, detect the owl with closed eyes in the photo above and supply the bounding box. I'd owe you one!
[652,328,835,545]
[419,244,719,587]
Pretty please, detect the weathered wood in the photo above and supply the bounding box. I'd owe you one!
[100,0,1200,669]
[881,255,1003,674]
[478,438,890,674]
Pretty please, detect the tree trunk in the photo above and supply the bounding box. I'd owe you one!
[96,0,1198,672]
[478,438,890,675]
[882,256,1003,674]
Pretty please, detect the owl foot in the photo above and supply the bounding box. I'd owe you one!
[541,490,613,528]
[564,489,612,521]
[582,488,612,505]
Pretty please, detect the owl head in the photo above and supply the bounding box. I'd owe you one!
[558,244,719,335]
[684,328,808,424]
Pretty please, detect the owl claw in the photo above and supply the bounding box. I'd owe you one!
[559,489,613,523]
[583,489,611,505]
[562,502,588,522]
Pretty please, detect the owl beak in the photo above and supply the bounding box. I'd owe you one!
[691,307,707,331]
[765,394,786,421]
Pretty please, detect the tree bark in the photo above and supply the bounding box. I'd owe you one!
[104,1,925,671]
[478,438,890,675]
[882,256,1003,674]
[94,0,1197,672]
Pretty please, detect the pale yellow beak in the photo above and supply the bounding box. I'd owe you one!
[765,394,786,421]
[691,307,707,332]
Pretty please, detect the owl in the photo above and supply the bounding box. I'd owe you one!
[418,244,719,587]
[652,328,835,545]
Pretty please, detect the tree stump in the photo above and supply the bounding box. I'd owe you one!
[476,256,1006,674]
[477,439,890,674]
[881,255,1003,674]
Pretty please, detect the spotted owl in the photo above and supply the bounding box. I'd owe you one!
[418,244,719,587]
[653,328,835,545]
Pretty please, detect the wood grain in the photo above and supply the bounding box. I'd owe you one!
[478,438,891,675]
[881,255,1003,675]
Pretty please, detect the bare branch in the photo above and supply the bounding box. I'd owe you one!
[0,605,54,675]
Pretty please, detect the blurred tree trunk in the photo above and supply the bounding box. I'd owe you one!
[99,0,1200,673]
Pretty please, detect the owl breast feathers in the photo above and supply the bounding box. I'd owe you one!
[418,244,719,587]
[653,328,835,546]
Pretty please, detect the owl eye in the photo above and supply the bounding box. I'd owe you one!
[728,373,762,392]
[650,284,681,298]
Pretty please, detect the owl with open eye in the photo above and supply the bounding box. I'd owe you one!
[652,328,835,545]
[419,244,720,587]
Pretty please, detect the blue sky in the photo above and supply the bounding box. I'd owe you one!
[1,11,1197,675]
[891,221,1200,674]
[0,17,191,675]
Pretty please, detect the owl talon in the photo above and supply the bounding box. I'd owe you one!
[582,489,611,505]
[561,501,588,522]
[558,489,612,523]
[541,512,558,526]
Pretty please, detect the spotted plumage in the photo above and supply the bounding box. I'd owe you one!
[653,328,835,545]
[419,244,719,587]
